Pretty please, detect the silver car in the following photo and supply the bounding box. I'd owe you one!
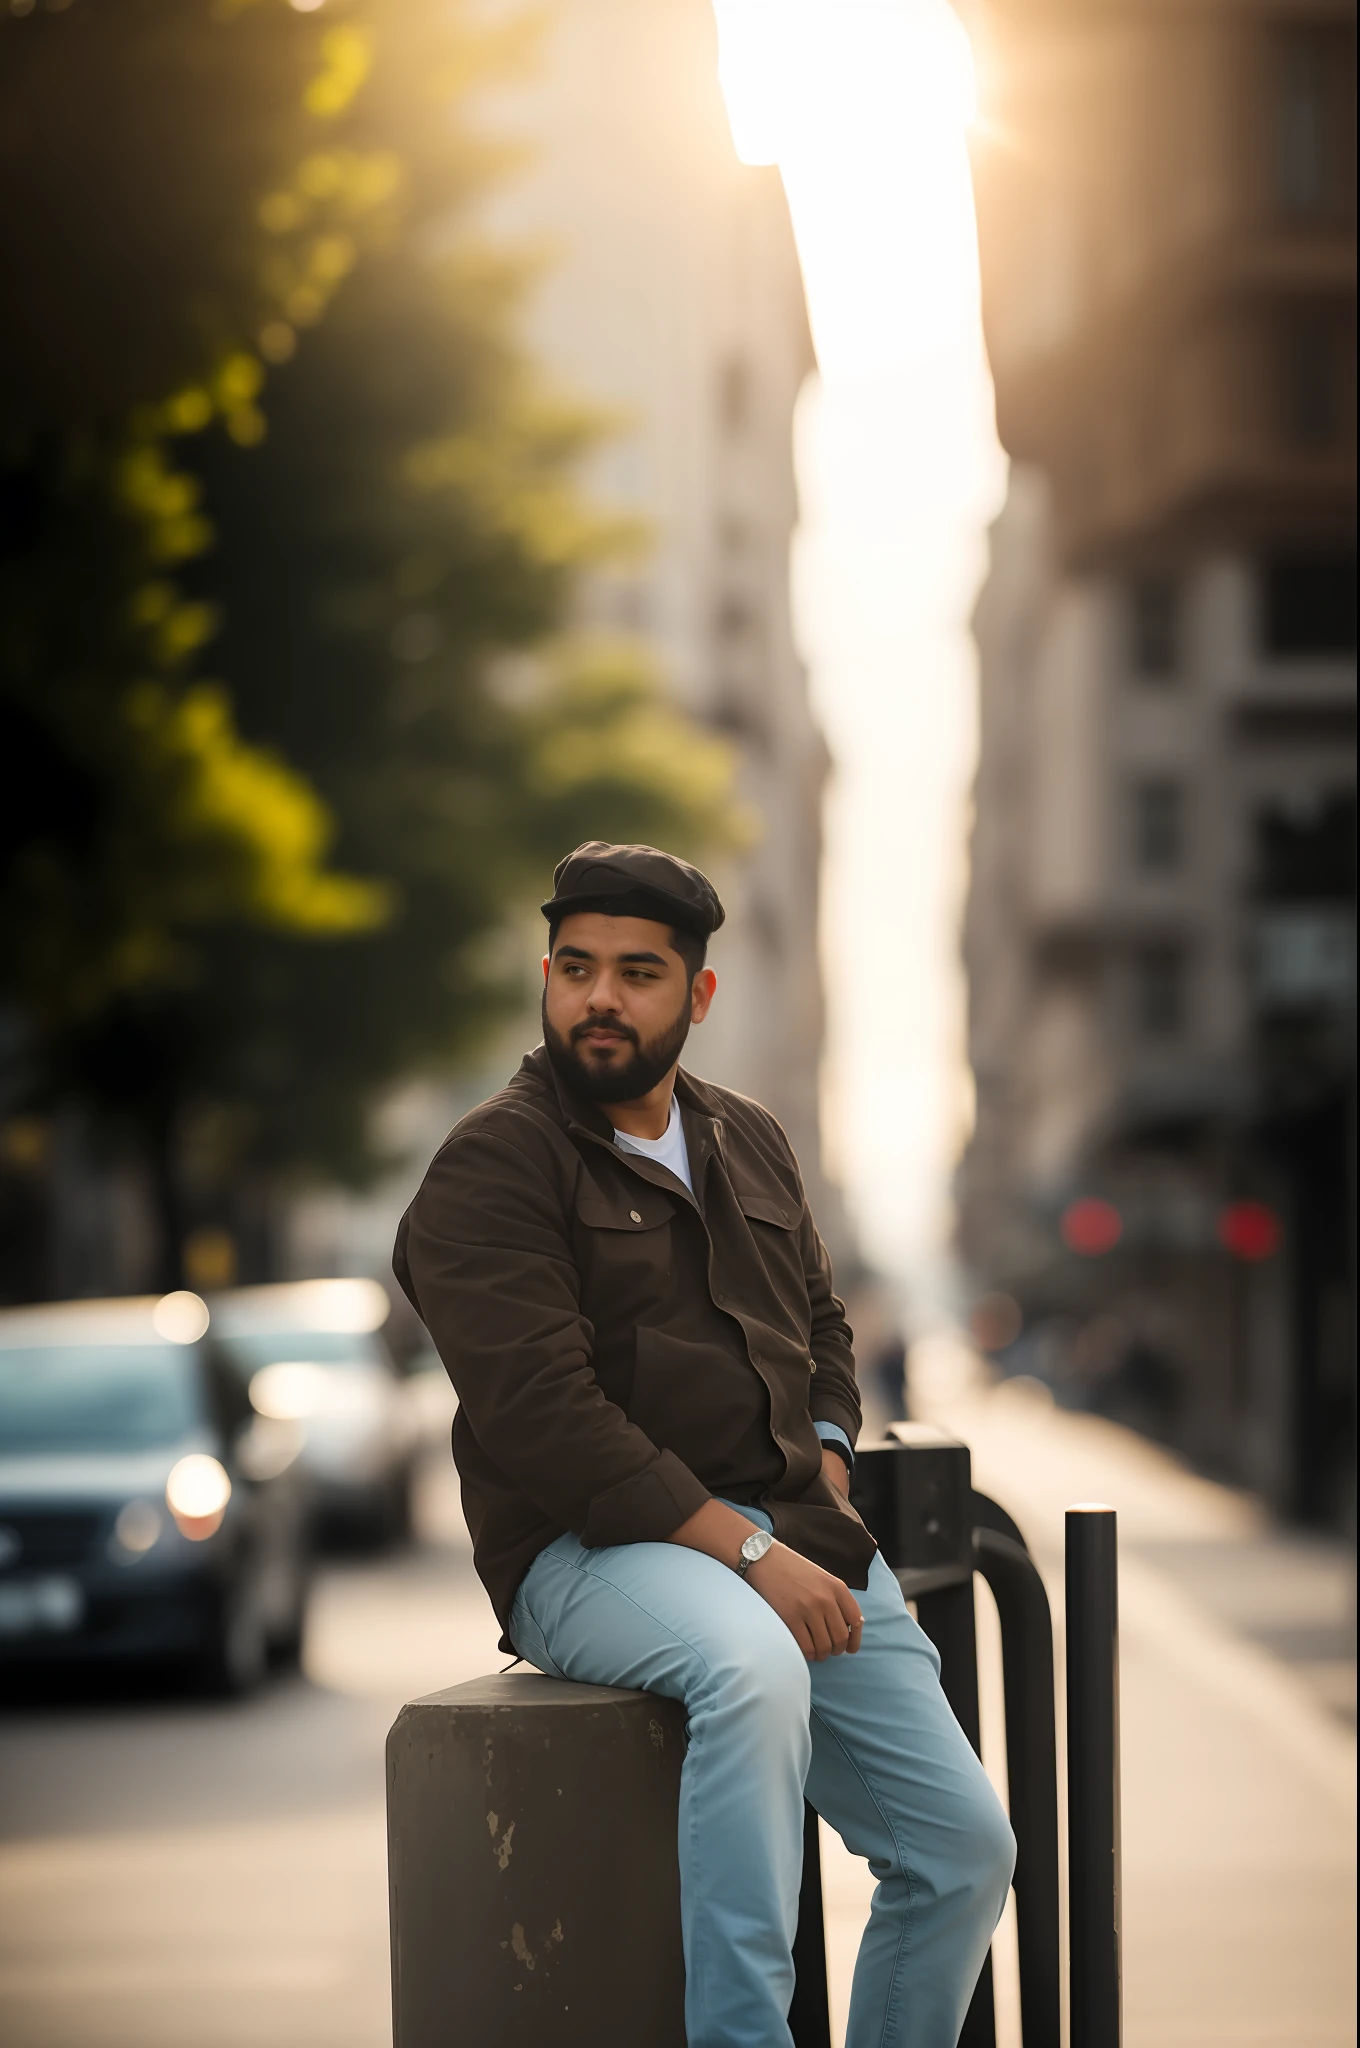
[209,1280,419,1548]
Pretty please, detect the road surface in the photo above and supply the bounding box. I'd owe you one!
[1,1361,1354,2048]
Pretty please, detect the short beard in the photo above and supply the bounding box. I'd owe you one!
[542,991,693,1105]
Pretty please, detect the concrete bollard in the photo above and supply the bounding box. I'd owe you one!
[387,1671,687,2048]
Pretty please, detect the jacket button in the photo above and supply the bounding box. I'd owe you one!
[809,1361,817,1374]
[629,1210,642,1223]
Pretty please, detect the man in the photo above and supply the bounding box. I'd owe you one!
[395,842,1014,2048]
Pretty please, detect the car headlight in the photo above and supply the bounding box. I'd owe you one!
[151,1290,210,1343]
[108,1499,165,1563]
[249,1361,328,1420]
[165,1454,232,1539]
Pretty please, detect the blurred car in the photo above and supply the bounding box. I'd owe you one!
[0,1293,311,1694]
[209,1279,419,1548]
[401,1344,459,1454]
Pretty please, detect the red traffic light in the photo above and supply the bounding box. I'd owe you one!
[1217,1200,1281,1262]
[1060,1196,1123,1257]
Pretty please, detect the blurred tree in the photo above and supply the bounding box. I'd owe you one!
[0,0,734,1291]
[0,434,389,1027]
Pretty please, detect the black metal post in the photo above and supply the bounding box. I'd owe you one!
[849,1437,1067,2048]
[789,1801,832,2048]
[973,1528,1061,2048]
[916,1578,996,2048]
[1066,1505,1122,2048]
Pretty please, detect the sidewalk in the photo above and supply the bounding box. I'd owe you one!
[3,1389,1351,2048]
[0,1465,505,2048]
[820,1336,1357,2048]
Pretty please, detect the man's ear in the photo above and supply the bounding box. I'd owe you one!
[690,967,717,1024]
[542,954,551,982]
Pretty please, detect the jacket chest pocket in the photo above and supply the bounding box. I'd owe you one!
[573,1187,677,1297]
[731,1189,811,1340]
[735,1191,801,1232]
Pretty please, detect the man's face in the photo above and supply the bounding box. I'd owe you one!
[541,912,716,1104]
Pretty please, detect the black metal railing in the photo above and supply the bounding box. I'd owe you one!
[1066,1504,1122,2047]
[787,1424,1122,2048]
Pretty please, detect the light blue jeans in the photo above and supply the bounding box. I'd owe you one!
[510,1508,1015,2048]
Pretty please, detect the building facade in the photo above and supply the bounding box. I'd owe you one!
[959,0,1356,1521]
[292,0,849,1279]
[480,0,831,1196]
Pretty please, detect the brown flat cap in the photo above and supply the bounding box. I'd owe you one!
[541,842,725,941]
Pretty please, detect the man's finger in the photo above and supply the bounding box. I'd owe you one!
[835,1584,862,1628]
[835,1585,864,1654]
[819,1598,851,1657]
[804,1607,835,1661]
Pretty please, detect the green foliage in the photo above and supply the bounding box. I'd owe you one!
[0,0,735,1269]
[0,0,414,426]
[0,429,386,1036]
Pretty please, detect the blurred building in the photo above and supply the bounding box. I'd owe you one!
[959,0,1356,1522]
[293,0,852,1278]
[481,0,833,1193]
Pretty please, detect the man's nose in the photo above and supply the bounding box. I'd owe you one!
[585,976,622,1012]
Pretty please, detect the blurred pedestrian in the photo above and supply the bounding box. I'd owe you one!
[396,843,1013,2048]
[872,1328,909,1420]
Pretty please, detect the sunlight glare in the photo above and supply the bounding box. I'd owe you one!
[715,0,976,171]
[714,0,983,375]
[710,0,1005,1300]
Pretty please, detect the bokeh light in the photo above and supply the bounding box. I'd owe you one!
[1060,1197,1124,1257]
[110,1499,164,1559]
[151,1291,211,1344]
[164,1453,232,1538]
[1217,1201,1283,1262]
[249,1360,329,1420]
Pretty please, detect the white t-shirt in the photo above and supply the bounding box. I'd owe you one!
[612,1092,694,1195]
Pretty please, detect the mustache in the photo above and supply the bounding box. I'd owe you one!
[570,1015,638,1047]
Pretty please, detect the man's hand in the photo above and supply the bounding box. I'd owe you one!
[666,1496,863,1661]
[821,1444,850,1497]
[745,1542,863,1661]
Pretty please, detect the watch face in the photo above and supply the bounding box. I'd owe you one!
[742,1530,773,1563]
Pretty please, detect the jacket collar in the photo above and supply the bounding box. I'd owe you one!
[514,1043,727,1201]
[673,1066,727,1179]
[515,1042,614,1140]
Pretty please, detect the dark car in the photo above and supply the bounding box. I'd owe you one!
[0,1293,311,1695]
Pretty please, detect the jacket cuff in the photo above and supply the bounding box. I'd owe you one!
[581,1450,710,1549]
[809,1393,860,1450]
[814,1421,855,1471]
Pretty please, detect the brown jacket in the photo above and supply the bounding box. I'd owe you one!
[393,1046,877,1644]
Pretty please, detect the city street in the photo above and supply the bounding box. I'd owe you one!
[897,1342,1357,2048]
[2,1376,1355,2048]
[0,1460,502,2048]
[3,7,1354,2048]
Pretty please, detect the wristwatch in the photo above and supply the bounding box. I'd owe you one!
[737,1529,774,1578]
